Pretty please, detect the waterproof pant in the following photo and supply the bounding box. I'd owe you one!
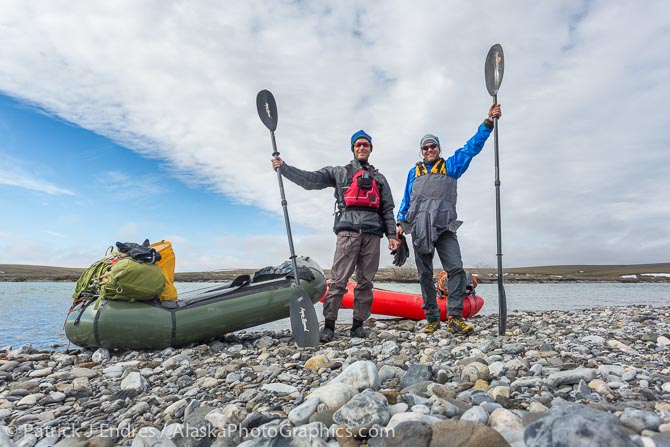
[413,231,466,321]
[323,231,381,322]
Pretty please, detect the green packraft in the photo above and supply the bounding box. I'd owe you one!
[99,258,165,302]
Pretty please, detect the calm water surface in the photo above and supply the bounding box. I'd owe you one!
[1,281,668,350]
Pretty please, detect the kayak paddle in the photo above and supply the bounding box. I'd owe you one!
[256,89,320,348]
[485,44,508,336]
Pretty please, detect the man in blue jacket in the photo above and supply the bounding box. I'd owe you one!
[396,103,502,334]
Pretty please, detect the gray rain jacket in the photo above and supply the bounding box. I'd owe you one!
[280,159,397,239]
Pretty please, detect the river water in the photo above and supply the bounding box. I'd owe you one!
[1,281,669,350]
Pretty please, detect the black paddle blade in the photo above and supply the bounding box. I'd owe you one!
[289,284,320,348]
[485,44,505,97]
[256,90,278,131]
[498,285,507,335]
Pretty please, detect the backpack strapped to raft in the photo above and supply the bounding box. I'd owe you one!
[67,240,169,326]
[436,270,479,298]
[71,247,118,302]
[435,271,483,319]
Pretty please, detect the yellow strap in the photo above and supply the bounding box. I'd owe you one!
[414,163,426,177]
[415,158,446,177]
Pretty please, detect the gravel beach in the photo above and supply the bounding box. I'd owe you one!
[1,305,670,447]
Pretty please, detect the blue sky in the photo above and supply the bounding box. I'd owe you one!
[0,94,290,270]
[1,1,669,271]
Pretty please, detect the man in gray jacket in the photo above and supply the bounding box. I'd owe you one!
[271,130,399,342]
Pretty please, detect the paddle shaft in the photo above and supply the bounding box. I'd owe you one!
[492,93,507,335]
[255,89,320,348]
[270,131,301,286]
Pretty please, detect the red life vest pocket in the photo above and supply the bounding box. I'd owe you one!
[343,170,380,209]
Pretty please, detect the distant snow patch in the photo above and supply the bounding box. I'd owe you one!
[619,273,670,279]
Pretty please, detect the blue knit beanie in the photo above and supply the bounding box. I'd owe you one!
[420,134,440,148]
[351,130,373,152]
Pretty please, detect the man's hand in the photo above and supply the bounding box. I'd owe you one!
[488,103,502,121]
[388,237,399,252]
[271,156,284,171]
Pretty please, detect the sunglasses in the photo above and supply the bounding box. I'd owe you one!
[421,143,438,151]
[354,141,370,148]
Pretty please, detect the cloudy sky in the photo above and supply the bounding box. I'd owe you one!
[1,1,668,272]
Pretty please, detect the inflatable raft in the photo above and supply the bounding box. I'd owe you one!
[334,282,484,320]
[64,257,327,350]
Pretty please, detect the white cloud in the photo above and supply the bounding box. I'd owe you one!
[41,230,67,238]
[0,1,669,268]
[0,164,75,196]
[101,171,165,201]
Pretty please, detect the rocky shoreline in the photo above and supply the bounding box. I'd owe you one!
[1,305,670,446]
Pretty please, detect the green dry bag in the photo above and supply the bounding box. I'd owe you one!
[99,258,165,302]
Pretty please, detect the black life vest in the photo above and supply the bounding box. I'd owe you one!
[343,169,380,209]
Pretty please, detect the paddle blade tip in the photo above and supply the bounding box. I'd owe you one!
[289,286,321,348]
[256,90,278,131]
[485,44,505,97]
